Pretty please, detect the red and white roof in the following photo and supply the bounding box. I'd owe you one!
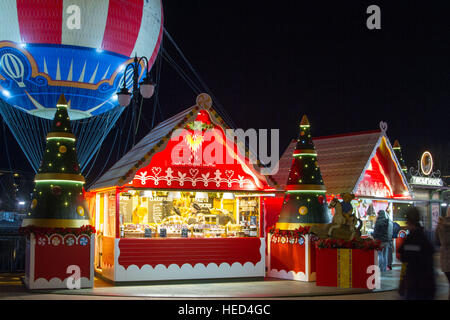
[272,129,411,199]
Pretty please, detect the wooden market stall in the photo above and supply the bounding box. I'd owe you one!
[271,122,412,230]
[87,94,272,282]
[268,122,413,266]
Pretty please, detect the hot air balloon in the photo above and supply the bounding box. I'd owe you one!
[0,0,163,172]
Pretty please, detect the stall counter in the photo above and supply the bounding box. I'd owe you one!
[98,236,265,282]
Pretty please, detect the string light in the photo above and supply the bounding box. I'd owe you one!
[294,153,316,157]
[47,137,76,142]
[35,180,84,185]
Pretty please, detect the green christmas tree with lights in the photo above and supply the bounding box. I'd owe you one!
[22,94,90,228]
[276,115,330,230]
[393,140,408,174]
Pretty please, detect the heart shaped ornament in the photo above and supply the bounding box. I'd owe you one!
[379,121,388,133]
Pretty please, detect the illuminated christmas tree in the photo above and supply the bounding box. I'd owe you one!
[393,140,408,174]
[22,94,90,228]
[276,115,330,230]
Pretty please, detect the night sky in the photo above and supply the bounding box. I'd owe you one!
[1,1,449,187]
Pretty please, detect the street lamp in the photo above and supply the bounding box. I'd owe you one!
[117,55,156,107]
[116,55,156,146]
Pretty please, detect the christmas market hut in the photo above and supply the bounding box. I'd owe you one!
[270,121,413,236]
[87,94,272,282]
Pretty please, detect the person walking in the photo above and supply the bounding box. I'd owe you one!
[398,207,436,300]
[435,208,450,300]
[373,210,393,272]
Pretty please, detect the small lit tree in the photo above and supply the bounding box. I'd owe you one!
[276,115,330,229]
[22,94,90,228]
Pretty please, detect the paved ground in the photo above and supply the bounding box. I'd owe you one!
[0,263,448,300]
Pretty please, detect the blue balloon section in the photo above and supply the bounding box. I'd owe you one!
[0,42,141,119]
[0,42,145,174]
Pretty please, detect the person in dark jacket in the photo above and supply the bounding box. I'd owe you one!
[373,210,393,271]
[398,207,436,300]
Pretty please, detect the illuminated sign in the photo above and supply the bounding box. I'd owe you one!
[410,175,443,187]
[420,151,433,176]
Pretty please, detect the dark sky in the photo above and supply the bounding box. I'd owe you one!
[1,0,449,187]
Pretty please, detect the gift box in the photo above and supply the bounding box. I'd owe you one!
[316,248,377,288]
[24,233,94,289]
[267,234,316,281]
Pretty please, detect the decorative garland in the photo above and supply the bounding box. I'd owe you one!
[185,120,214,132]
[19,225,96,237]
[315,238,382,251]
[269,226,312,237]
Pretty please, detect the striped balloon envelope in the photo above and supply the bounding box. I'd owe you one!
[0,0,163,172]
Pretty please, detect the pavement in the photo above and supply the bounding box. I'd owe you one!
[0,263,448,300]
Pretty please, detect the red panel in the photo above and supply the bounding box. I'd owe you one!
[127,112,268,191]
[316,248,376,288]
[356,138,409,199]
[316,249,338,287]
[376,142,408,197]
[117,238,262,269]
[351,249,375,288]
[17,0,63,44]
[101,0,144,56]
[34,237,91,281]
[270,239,306,274]
[310,239,317,273]
[262,195,284,235]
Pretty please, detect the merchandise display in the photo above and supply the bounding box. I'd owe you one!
[114,191,260,238]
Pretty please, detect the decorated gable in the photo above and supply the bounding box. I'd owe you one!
[124,109,268,191]
[355,136,410,199]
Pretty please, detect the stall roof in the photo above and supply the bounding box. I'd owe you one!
[272,128,411,198]
[89,94,268,191]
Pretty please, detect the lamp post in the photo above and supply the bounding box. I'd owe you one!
[117,55,156,146]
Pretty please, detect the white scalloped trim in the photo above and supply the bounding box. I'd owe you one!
[114,239,265,281]
[267,269,313,281]
[27,277,92,289]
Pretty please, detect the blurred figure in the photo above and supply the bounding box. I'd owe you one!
[435,208,450,300]
[373,210,393,272]
[398,207,435,300]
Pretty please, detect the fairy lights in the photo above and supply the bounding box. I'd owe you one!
[46,137,76,142]
[35,179,84,185]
